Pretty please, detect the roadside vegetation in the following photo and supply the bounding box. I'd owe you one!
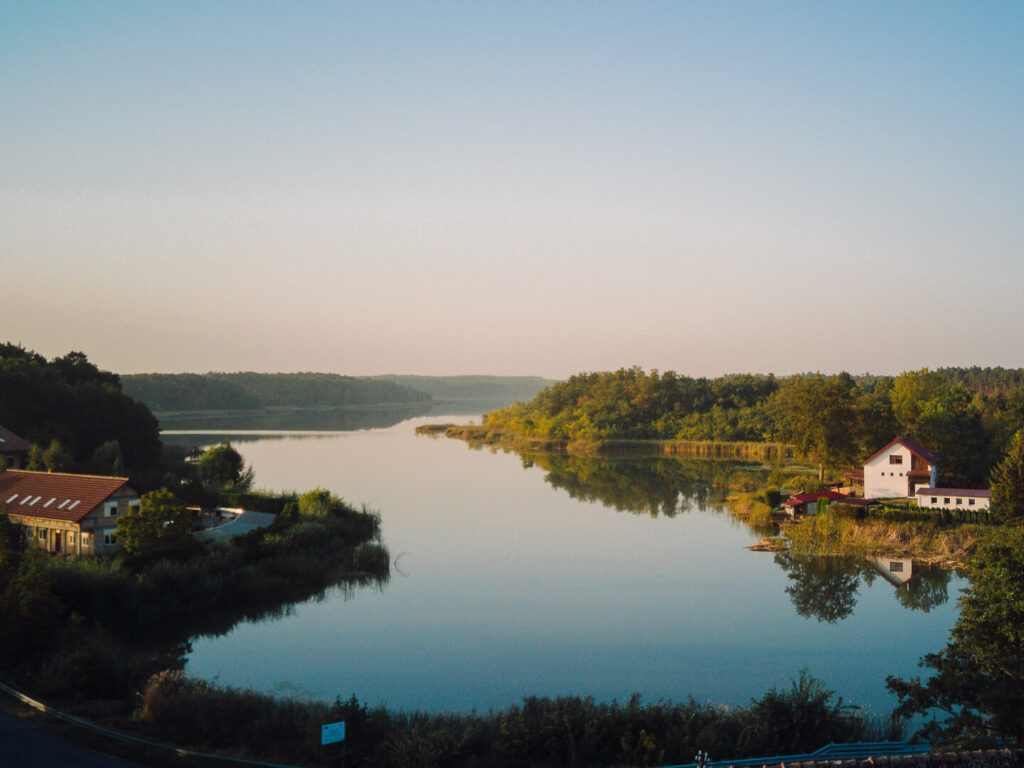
[134,668,894,768]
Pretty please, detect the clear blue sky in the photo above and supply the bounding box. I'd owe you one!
[2,1,1022,378]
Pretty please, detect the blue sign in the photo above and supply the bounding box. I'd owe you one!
[321,720,346,745]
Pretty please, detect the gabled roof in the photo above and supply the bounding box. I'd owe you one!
[0,470,138,523]
[0,425,31,454]
[864,435,939,466]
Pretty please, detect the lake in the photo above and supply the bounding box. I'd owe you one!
[165,412,963,717]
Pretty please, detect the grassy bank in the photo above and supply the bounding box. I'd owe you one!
[781,510,986,567]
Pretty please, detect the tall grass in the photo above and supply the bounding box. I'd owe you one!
[727,492,774,529]
[784,508,987,565]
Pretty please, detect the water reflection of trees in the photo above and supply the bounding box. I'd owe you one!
[520,453,770,517]
[502,449,955,619]
[773,553,952,622]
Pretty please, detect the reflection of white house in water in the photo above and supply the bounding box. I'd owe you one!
[867,556,914,587]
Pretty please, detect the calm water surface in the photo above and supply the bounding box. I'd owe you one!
[168,414,963,715]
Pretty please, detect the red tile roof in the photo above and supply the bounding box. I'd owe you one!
[864,436,939,466]
[0,425,31,454]
[0,470,138,523]
[783,491,847,506]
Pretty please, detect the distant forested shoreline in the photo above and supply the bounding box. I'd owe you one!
[123,372,556,414]
[123,371,432,413]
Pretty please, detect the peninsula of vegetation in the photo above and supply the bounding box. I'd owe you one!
[430,366,1024,565]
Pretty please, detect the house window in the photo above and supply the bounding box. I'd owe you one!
[889,561,904,573]
[956,498,962,505]
[104,502,119,517]
[37,528,46,540]
[931,497,938,504]
[969,499,976,506]
[889,455,903,465]
[944,498,950,505]
[82,533,91,547]
[25,527,34,540]
[68,532,76,545]
[103,529,117,546]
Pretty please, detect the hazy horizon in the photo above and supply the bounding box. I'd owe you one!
[4,2,1022,380]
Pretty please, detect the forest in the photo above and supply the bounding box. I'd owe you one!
[122,371,431,412]
[0,343,162,479]
[481,367,1024,487]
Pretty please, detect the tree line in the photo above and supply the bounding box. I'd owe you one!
[483,367,1024,487]
[0,343,162,478]
[122,371,432,412]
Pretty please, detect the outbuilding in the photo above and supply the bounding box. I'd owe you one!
[782,491,847,517]
[916,487,991,512]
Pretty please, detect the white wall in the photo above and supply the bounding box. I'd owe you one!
[864,444,915,499]
[917,493,990,511]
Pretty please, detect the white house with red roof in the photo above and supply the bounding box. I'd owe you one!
[863,436,939,500]
[0,469,141,554]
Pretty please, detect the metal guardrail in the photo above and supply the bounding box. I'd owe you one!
[660,740,932,768]
[0,680,305,768]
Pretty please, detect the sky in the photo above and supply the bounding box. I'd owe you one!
[2,1,1023,379]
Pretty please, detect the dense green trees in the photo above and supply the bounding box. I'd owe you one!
[195,442,254,492]
[769,374,858,480]
[989,430,1024,522]
[888,527,1024,744]
[122,371,431,412]
[0,343,161,476]
[116,489,195,562]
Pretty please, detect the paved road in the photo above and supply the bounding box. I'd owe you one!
[0,706,144,768]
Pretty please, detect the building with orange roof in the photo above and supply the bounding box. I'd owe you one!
[0,469,141,554]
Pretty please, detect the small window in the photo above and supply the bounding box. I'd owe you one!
[944,498,950,505]
[889,561,904,573]
[956,498,962,505]
[103,529,117,546]
[37,528,46,540]
[889,455,903,465]
[105,502,119,517]
[68,532,76,545]
[25,527,34,540]
[969,499,976,506]
[931,497,938,504]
